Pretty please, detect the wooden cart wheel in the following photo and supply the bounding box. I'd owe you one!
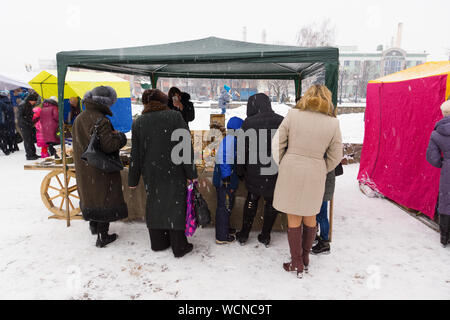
[40,169,81,218]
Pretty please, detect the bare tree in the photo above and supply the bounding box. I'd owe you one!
[267,79,290,102]
[296,19,336,47]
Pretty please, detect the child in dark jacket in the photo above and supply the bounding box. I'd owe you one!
[213,116,244,244]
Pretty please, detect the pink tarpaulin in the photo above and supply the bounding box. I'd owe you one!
[358,75,448,218]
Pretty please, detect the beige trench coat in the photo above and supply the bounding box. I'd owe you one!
[272,109,342,216]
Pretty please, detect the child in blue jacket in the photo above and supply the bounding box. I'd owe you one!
[213,116,244,244]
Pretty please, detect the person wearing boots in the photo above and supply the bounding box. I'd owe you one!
[0,91,19,153]
[128,89,198,258]
[213,116,244,244]
[72,86,128,248]
[40,97,60,158]
[18,91,40,160]
[426,98,450,247]
[272,85,342,278]
[0,91,9,155]
[235,93,284,246]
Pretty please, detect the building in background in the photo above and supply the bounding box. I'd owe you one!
[338,23,428,103]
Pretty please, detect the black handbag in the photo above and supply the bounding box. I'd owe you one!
[335,162,344,176]
[81,119,123,173]
[193,183,211,227]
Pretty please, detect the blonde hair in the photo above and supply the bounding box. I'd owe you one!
[295,84,336,117]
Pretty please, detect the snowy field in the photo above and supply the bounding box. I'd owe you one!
[1,145,449,300]
[130,103,365,144]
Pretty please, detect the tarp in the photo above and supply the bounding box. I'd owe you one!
[358,61,450,218]
[29,70,132,132]
[0,74,31,90]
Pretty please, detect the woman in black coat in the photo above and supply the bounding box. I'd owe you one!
[129,89,198,258]
[168,87,195,127]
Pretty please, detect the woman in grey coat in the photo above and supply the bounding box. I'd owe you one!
[426,99,450,247]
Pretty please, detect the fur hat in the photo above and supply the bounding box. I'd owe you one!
[26,92,39,102]
[142,89,168,106]
[82,86,117,108]
[441,100,450,117]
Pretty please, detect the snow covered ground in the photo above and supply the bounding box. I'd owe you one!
[131,103,365,144]
[1,145,449,300]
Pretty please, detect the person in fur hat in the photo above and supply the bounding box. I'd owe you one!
[272,84,342,278]
[128,89,198,258]
[72,86,128,248]
[426,98,450,247]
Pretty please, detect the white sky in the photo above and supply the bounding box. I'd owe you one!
[1,0,449,76]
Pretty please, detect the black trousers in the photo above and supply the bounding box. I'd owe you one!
[47,143,57,156]
[89,221,110,234]
[20,126,36,158]
[240,192,279,236]
[148,228,190,257]
[0,126,7,153]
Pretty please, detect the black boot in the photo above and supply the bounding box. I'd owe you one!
[89,221,98,235]
[439,214,450,247]
[170,230,193,258]
[311,237,331,255]
[96,232,118,248]
[95,222,117,248]
[257,199,278,247]
[236,192,259,245]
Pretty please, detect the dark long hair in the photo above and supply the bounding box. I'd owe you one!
[168,87,181,100]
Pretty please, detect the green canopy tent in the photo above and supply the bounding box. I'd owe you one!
[55,36,339,225]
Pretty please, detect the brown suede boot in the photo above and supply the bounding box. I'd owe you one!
[283,225,304,278]
[302,225,317,273]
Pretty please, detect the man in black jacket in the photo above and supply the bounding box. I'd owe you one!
[18,92,40,160]
[236,93,284,246]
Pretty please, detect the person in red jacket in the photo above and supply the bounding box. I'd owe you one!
[40,97,60,158]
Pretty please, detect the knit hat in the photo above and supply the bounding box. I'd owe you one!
[0,90,9,97]
[441,100,450,117]
[82,86,117,108]
[49,96,58,103]
[224,85,231,92]
[226,116,244,130]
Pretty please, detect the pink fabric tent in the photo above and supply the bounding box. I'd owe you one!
[358,62,450,218]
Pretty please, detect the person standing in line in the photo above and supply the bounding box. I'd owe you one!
[67,96,81,124]
[311,162,343,255]
[236,93,284,246]
[0,91,8,155]
[167,87,195,127]
[129,89,198,258]
[426,98,450,247]
[218,85,232,114]
[1,90,19,153]
[40,97,60,158]
[72,86,128,248]
[32,103,49,158]
[213,116,244,244]
[18,92,40,160]
[272,84,342,278]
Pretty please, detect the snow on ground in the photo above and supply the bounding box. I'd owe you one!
[130,103,365,144]
[0,145,449,299]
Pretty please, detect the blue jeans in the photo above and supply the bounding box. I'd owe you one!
[215,184,235,241]
[221,108,226,114]
[316,201,329,241]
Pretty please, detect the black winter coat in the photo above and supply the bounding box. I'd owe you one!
[168,92,195,126]
[128,102,198,230]
[18,99,35,129]
[237,93,284,198]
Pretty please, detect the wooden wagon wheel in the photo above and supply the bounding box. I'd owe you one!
[40,169,81,218]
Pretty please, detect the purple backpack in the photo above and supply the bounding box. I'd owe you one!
[185,182,197,237]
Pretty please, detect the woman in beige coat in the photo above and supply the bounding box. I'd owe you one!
[272,85,342,278]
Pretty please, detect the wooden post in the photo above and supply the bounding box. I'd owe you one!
[62,125,71,227]
[329,196,334,242]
